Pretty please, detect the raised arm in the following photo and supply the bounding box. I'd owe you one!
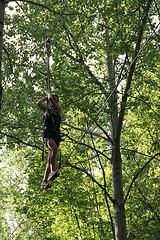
[47,91,62,114]
[36,96,48,112]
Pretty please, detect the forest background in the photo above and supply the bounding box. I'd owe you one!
[0,0,159,239]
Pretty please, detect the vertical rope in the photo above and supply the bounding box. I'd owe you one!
[44,39,51,91]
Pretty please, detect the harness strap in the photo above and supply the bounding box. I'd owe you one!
[44,127,60,133]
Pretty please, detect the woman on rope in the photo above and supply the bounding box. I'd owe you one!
[37,90,62,189]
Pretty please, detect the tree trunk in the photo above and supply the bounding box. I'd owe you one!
[0,0,6,110]
[103,0,152,237]
[104,17,127,240]
[112,143,127,240]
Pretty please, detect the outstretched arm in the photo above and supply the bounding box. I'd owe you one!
[36,96,48,112]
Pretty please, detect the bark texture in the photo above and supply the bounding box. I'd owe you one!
[0,0,6,110]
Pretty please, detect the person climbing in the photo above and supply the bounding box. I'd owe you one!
[37,90,62,189]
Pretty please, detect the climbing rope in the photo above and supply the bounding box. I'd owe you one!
[44,0,68,92]
[7,190,47,240]
[7,18,160,240]
[44,39,51,91]
[46,0,68,42]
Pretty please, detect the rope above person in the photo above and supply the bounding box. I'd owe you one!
[43,0,68,92]
[44,39,51,91]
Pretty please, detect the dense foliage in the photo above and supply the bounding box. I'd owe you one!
[0,0,159,239]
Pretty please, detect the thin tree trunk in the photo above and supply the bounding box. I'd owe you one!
[103,14,127,240]
[112,143,127,240]
[0,0,6,110]
[103,0,153,238]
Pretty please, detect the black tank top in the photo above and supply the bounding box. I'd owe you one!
[43,106,61,132]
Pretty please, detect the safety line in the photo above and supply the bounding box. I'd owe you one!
[56,21,160,175]
[46,0,68,42]
[44,0,68,92]
[7,189,47,240]
[7,20,159,240]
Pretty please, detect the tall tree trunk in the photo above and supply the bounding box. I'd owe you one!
[0,0,6,110]
[104,0,153,239]
[103,15,127,240]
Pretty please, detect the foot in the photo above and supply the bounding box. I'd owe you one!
[40,180,51,189]
[49,171,59,181]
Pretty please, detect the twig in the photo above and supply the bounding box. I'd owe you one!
[122,152,160,207]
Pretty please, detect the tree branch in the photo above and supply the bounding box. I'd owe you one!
[136,187,160,222]
[7,0,76,16]
[121,147,160,159]
[7,0,57,13]
[154,0,160,17]
[94,120,114,145]
[0,0,5,111]
[59,24,107,93]
[67,134,111,161]
[3,46,13,73]
[63,122,112,142]
[0,130,43,151]
[116,0,153,142]
[90,134,115,239]
[122,152,160,207]
[66,160,114,203]
[117,53,127,84]
[129,94,160,117]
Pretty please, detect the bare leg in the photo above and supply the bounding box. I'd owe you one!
[43,138,58,181]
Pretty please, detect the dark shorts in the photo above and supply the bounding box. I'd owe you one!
[42,129,60,147]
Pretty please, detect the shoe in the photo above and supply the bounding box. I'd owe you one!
[41,180,51,189]
[49,171,59,181]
